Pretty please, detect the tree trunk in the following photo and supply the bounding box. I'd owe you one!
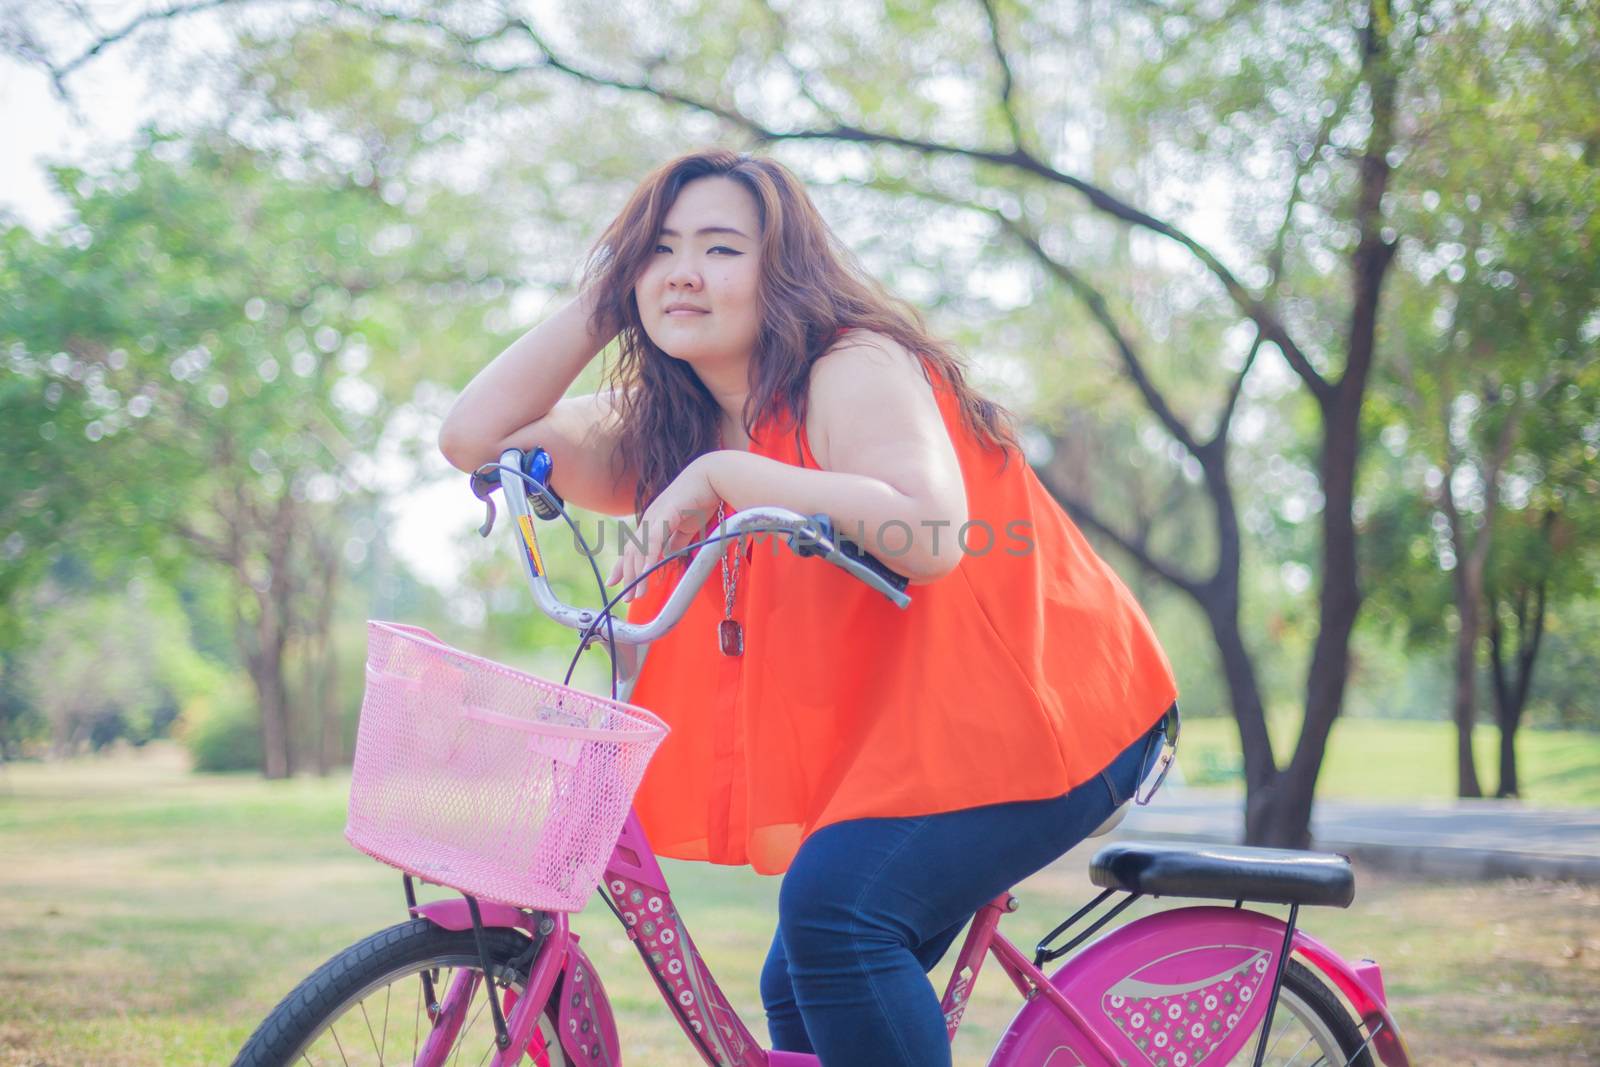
[1248,0,1398,849]
[1210,598,1284,845]
[1257,518,1361,851]
[1251,253,1386,849]
[318,635,341,773]
[307,534,342,776]
[1191,492,1279,845]
[1439,394,1525,798]
[1451,564,1485,797]
[1495,696,1520,799]
[251,652,292,779]
[1489,582,1547,799]
[241,556,295,779]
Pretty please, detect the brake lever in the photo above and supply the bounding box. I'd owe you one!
[789,515,836,557]
[470,468,500,538]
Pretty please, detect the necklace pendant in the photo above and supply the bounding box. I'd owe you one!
[718,618,744,657]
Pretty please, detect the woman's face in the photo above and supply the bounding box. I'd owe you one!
[634,175,763,368]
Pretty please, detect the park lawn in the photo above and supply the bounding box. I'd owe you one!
[0,745,1594,1066]
[1176,715,1600,806]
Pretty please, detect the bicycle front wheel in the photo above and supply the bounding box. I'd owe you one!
[232,918,573,1067]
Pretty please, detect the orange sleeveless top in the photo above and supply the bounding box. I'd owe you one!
[624,362,1177,874]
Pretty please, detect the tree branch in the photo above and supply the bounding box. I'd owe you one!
[977,0,1026,151]
[39,0,268,98]
[1265,73,1360,287]
[751,0,850,126]
[30,0,1326,404]
[997,214,1205,459]
[173,519,234,565]
[1213,329,1265,451]
[1034,465,1205,598]
[351,3,1323,396]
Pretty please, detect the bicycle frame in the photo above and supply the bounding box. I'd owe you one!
[411,805,1409,1067]
[401,456,1410,1066]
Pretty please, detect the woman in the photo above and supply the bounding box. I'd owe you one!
[439,149,1177,1067]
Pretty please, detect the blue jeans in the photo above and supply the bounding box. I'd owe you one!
[759,720,1165,1066]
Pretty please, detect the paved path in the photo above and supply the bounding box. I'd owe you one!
[1114,788,1600,882]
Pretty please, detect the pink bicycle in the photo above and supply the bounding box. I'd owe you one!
[233,448,1411,1067]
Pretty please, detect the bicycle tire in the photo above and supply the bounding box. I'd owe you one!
[1228,960,1374,1067]
[232,918,573,1067]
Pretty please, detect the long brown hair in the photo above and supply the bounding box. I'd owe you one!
[582,148,1017,516]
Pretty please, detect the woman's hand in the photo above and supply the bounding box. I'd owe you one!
[609,454,723,603]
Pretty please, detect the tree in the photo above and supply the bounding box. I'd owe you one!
[1484,372,1600,795]
[1,116,519,775]
[17,575,202,755]
[10,0,1596,843]
[1377,6,1600,795]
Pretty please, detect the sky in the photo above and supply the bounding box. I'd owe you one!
[1,52,143,236]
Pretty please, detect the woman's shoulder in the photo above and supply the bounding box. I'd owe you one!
[809,327,935,395]
[801,327,952,470]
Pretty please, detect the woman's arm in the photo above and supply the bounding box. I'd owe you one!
[438,288,610,464]
[438,288,638,515]
[705,333,968,581]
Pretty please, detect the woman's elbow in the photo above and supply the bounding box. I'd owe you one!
[900,509,969,584]
[904,554,962,585]
[437,419,488,474]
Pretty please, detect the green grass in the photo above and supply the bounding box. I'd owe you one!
[0,745,1596,1065]
[1176,716,1600,805]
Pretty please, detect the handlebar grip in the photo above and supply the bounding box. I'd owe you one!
[522,448,564,520]
[835,534,911,595]
[794,515,911,597]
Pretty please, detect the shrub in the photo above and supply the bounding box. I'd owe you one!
[178,681,260,772]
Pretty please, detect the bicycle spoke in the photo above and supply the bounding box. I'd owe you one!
[413,974,422,1062]
[358,999,381,1060]
[329,1020,351,1067]
[1282,1031,1318,1066]
[452,989,489,1067]
[379,983,391,1062]
[473,983,502,1067]
[1261,1016,1296,1062]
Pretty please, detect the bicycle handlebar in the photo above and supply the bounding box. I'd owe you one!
[490,448,911,653]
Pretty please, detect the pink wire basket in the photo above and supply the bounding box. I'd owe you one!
[346,621,669,912]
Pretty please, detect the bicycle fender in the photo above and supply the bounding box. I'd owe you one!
[989,906,1302,1067]
[1292,929,1411,1067]
[554,942,622,1066]
[411,898,540,934]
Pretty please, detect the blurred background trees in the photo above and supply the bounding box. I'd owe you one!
[1,0,1594,842]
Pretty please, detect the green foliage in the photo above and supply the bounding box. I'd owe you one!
[0,647,45,758]
[14,576,214,753]
[0,32,526,772]
[3,0,1598,797]
[1525,598,1600,731]
[178,678,262,773]
[1357,1,1600,749]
